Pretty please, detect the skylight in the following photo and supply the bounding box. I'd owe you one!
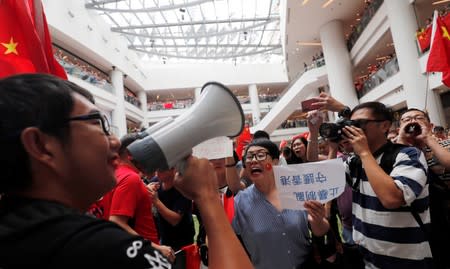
[85,0,282,64]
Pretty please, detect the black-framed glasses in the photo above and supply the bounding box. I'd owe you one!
[352,119,386,128]
[245,151,270,163]
[67,112,111,136]
[400,115,427,123]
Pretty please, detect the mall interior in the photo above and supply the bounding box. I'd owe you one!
[43,0,449,143]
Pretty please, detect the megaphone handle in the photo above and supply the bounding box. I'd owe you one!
[174,149,193,175]
[175,159,187,176]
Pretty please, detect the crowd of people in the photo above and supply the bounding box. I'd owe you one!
[346,0,383,50]
[354,54,399,97]
[125,88,141,108]
[0,73,449,269]
[148,99,194,111]
[53,46,115,93]
[279,118,308,129]
[303,52,325,72]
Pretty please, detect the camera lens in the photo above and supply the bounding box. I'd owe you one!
[319,123,341,142]
[319,123,333,138]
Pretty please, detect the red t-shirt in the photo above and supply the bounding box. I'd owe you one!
[101,163,159,243]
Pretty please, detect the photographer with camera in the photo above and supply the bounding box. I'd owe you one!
[314,97,432,268]
[343,102,431,268]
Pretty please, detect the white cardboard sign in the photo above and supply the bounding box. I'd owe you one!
[192,136,233,159]
[274,159,346,209]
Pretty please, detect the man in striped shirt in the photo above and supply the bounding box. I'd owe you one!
[343,102,431,269]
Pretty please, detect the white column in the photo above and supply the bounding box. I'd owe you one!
[194,87,202,102]
[138,90,148,129]
[320,20,359,110]
[385,0,442,125]
[249,84,261,125]
[110,69,127,137]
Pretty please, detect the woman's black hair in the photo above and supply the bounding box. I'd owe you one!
[244,138,280,161]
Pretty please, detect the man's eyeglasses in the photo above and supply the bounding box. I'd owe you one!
[400,115,427,123]
[352,119,386,128]
[245,151,270,163]
[67,112,111,136]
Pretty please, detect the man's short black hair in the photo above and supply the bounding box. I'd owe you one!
[119,133,140,156]
[434,126,445,133]
[400,108,431,122]
[0,73,94,193]
[253,130,270,140]
[350,101,393,122]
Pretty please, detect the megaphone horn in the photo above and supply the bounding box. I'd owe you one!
[127,82,244,173]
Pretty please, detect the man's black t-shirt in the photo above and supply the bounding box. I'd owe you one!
[157,187,194,250]
[0,197,171,268]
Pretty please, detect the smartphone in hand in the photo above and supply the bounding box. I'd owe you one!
[301,99,317,112]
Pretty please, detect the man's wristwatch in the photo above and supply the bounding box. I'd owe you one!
[338,106,351,118]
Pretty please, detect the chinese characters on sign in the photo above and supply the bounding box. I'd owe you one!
[274,159,345,209]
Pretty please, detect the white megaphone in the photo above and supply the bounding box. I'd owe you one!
[127,82,244,174]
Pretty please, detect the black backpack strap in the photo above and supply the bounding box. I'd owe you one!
[348,156,362,191]
[410,208,428,241]
[379,142,406,175]
[349,142,400,191]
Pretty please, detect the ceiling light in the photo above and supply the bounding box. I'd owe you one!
[433,0,450,5]
[302,0,310,6]
[296,41,321,46]
[322,0,334,8]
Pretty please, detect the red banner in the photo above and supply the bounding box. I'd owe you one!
[0,0,66,79]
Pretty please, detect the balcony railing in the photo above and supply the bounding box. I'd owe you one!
[346,0,384,51]
[275,56,326,103]
[148,99,194,111]
[125,95,141,108]
[53,45,115,94]
[56,58,115,93]
[278,119,307,129]
[356,56,399,98]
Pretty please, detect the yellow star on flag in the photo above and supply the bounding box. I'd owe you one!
[1,37,18,55]
[441,26,450,41]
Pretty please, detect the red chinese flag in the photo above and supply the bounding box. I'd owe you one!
[0,0,66,79]
[426,14,450,87]
[416,27,431,53]
[235,124,252,160]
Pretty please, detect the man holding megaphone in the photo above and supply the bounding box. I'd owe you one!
[0,74,252,269]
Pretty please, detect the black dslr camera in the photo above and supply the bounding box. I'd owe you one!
[319,118,360,142]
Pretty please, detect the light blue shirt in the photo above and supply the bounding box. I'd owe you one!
[232,185,311,269]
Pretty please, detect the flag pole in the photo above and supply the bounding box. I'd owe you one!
[429,10,439,57]
[425,10,439,112]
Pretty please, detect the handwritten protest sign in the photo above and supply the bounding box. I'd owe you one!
[274,159,345,210]
[192,136,233,159]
